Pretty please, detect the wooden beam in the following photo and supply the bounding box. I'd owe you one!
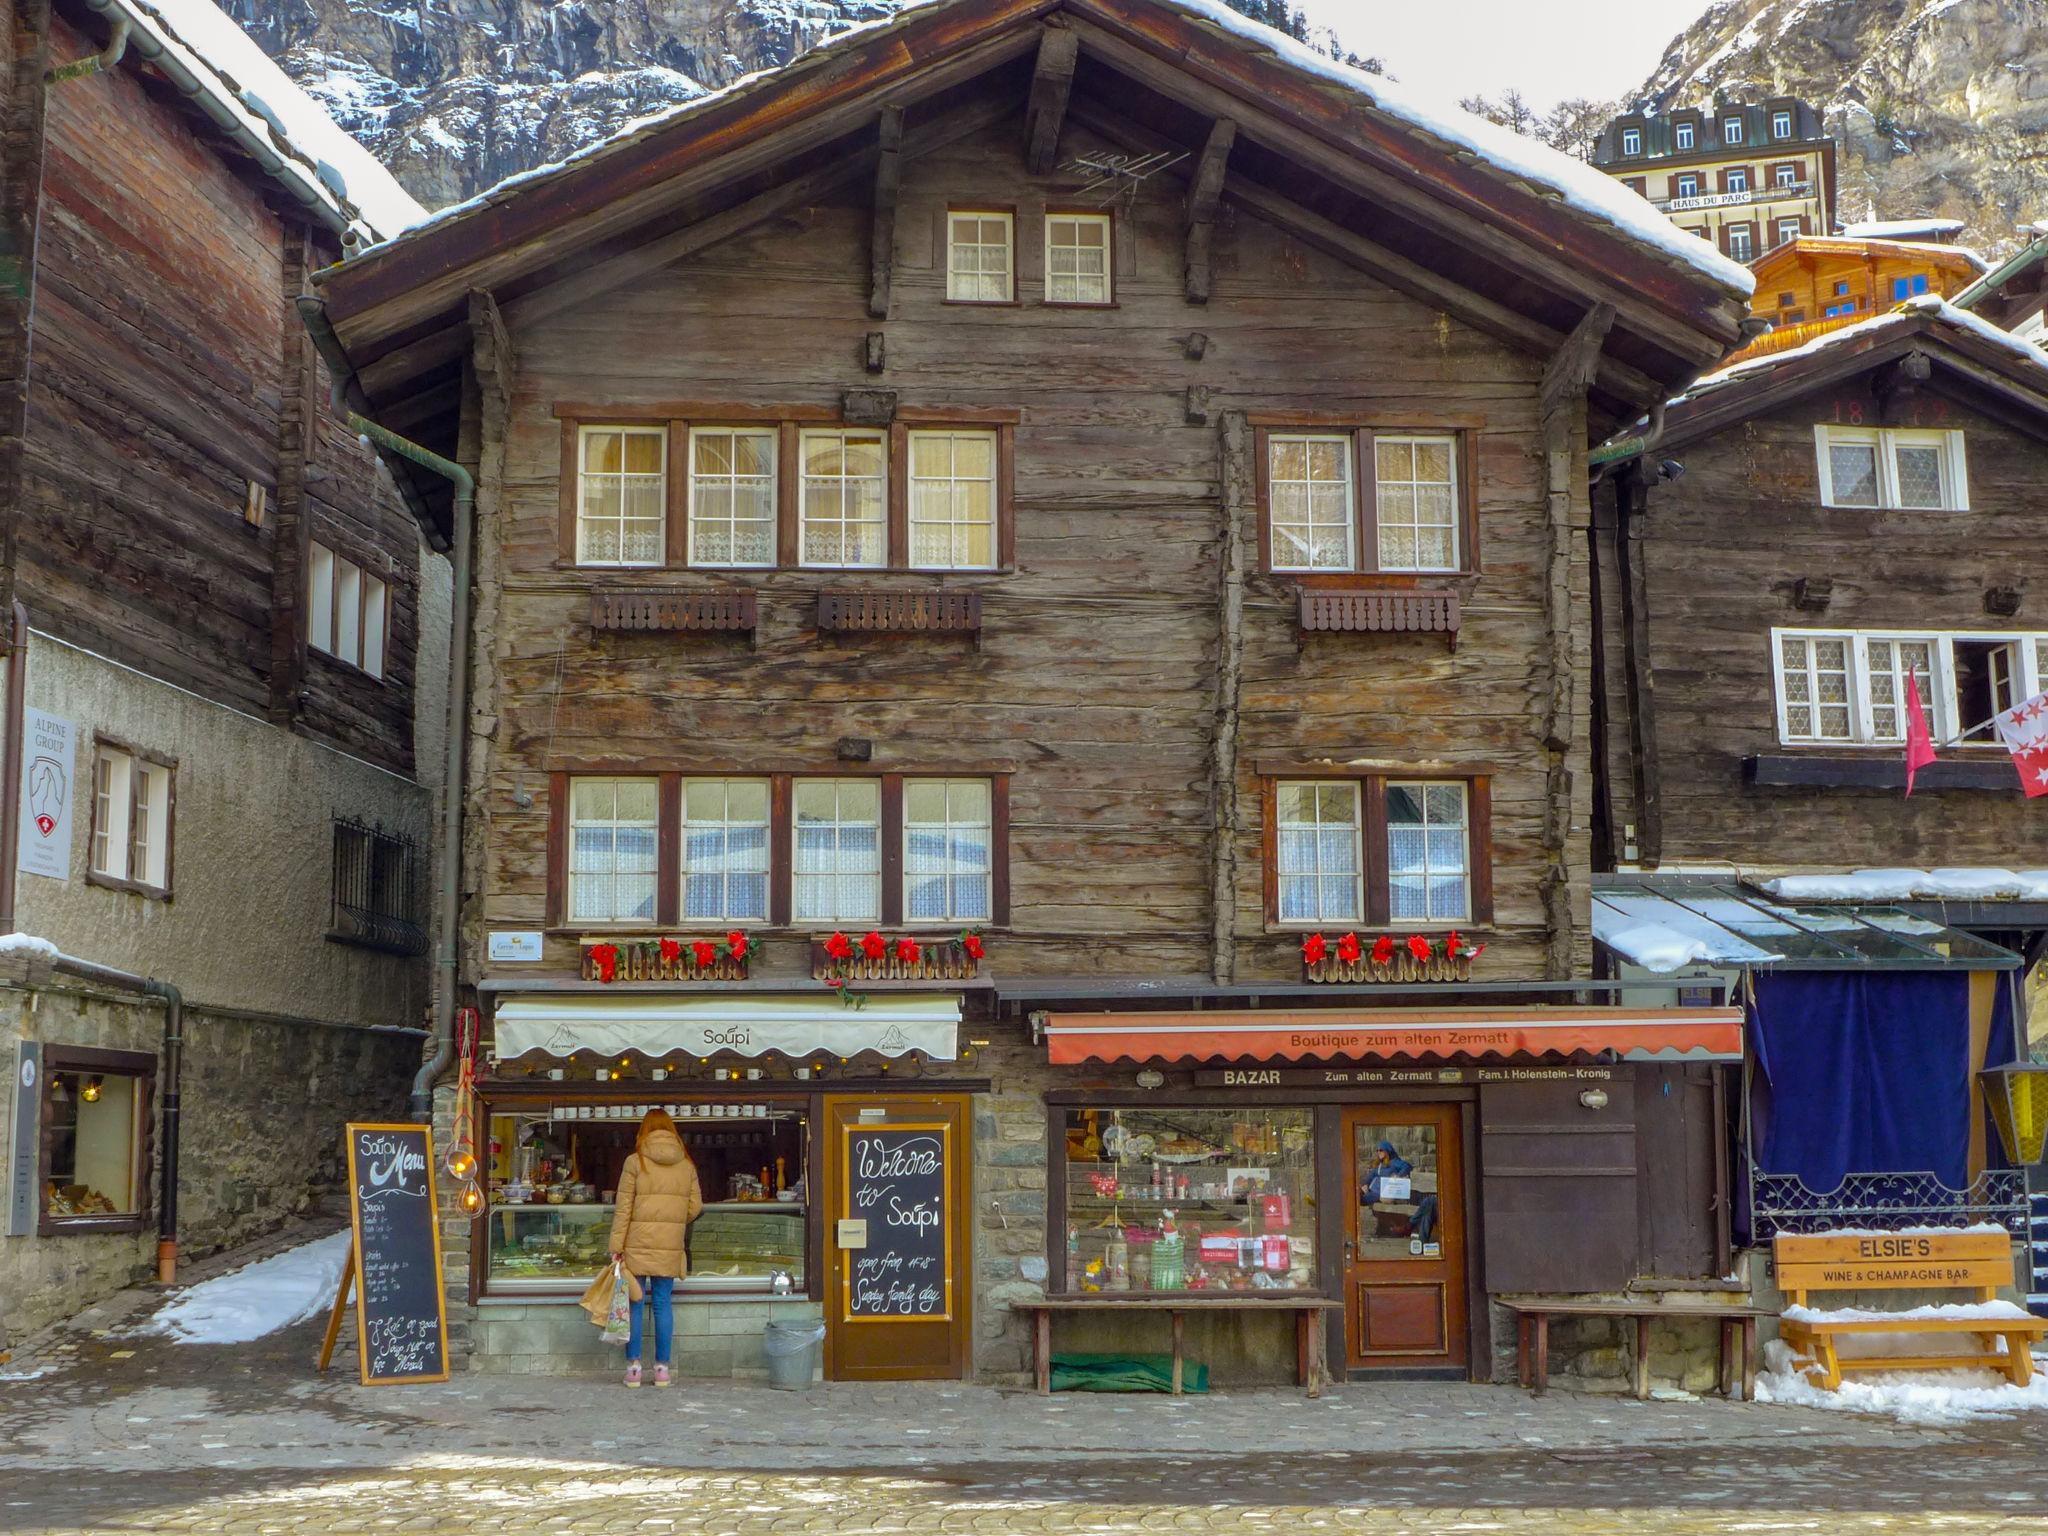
[358,323,469,400]
[468,288,516,404]
[268,225,318,726]
[869,106,904,320]
[1023,23,1079,175]
[1184,117,1236,304]
[0,0,53,632]
[1540,303,1616,422]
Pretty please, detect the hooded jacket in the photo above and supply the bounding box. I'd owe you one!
[608,1127,705,1279]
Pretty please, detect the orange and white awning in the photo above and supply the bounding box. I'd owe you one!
[1042,1007,1744,1066]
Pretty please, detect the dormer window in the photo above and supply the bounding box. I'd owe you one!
[1621,127,1642,157]
[1772,110,1793,140]
[1674,121,1695,150]
[1724,117,1744,144]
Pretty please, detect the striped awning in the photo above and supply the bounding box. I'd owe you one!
[1043,1006,1743,1066]
[494,992,960,1063]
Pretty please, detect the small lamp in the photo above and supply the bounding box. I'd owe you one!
[1982,1061,2048,1166]
[81,1076,104,1104]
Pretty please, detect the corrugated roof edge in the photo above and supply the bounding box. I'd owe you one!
[334,0,1754,304]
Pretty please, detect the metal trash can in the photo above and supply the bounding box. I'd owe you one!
[762,1319,825,1390]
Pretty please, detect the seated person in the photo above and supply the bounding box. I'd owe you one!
[1362,1140,1439,1254]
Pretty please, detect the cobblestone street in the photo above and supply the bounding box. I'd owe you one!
[2,1278,2045,1536]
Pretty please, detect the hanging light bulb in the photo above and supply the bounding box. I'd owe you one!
[447,1148,477,1181]
[458,1183,484,1214]
[81,1076,104,1104]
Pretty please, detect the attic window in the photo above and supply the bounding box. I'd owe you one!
[1620,127,1641,157]
[946,211,1014,303]
[1674,122,1695,150]
[1724,118,1743,144]
[1772,110,1792,140]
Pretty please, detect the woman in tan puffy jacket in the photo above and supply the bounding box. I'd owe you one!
[608,1108,703,1387]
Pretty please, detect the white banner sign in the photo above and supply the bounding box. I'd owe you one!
[16,709,76,882]
[493,992,960,1063]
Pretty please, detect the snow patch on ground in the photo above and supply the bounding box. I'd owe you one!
[142,1232,351,1345]
[0,1368,50,1381]
[1785,1300,2034,1323]
[1757,1340,2048,1425]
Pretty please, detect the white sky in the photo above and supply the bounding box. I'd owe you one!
[1293,0,1712,111]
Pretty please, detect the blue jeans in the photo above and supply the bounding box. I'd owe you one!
[625,1275,673,1365]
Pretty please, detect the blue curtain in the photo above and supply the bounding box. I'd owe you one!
[1985,975,2018,1171]
[1749,971,1973,1190]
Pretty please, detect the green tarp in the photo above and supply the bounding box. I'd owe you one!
[1048,1352,1210,1393]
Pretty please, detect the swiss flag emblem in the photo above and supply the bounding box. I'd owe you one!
[33,814,53,836]
[1994,692,2048,799]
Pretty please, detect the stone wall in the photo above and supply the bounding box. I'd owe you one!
[0,975,419,1347]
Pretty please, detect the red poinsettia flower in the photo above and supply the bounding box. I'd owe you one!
[895,936,921,965]
[1406,934,1432,962]
[1371,935,1395,967]
[824,976,846,990]
[860,930,887,960]
[1301,932,1328,966]
[658,937,682,966]
[1335,932,1362,964]
[589,943,620,983]
[691,940,718,969]
[1444,930,1465,960]
[825,931,853,961]
[726,931,749,962]
[961,932,985,961]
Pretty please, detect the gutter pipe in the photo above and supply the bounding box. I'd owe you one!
[44,15,129,83]
[296,295,473,1121]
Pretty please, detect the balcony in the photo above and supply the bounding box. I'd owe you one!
[1655,182,1812,213]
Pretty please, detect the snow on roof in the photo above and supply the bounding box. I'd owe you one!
[354,0,1754,300]
[1841,217,1966,240]
[1764,235,1987,272]
[1672,296,2048,405]
[101,0,424,243]
[1593,891,1784,972]
[1758,869,2048,903]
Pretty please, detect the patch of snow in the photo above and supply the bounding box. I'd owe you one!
[0,932,60,957]
[1842,217,1967,240]
[1593,893,1784,970]
[1756,1339,2048,1425]
[1793,1223,2013,1238]
[142,1232,351,1345]
[0,1367,50,1381]
[1600,922,1710,973]
[1785,1300,2033,1323]
[1759,867,2048,902]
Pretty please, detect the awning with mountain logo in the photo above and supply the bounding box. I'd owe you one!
[491,993,960,1064]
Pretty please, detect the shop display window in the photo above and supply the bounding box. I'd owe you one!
[41,1050,152,1230]
[1060,1107,1316,1294]
[484,1102,809,1294]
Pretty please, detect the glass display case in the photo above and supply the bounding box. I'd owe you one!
[687,1204,806,1292]
[1061,1107,1317,1294]
[489,1203,616,1289]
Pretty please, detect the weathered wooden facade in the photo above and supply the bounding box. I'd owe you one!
[311,0,1752,1387]
[0,0,437,1345]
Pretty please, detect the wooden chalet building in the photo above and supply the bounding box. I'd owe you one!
[0,0,440,1342]
[307,0,1757,1386]
[1588,298,2048,1314]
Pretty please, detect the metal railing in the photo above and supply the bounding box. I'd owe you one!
[1751,1170,2030,1240]
[328,817,427,956]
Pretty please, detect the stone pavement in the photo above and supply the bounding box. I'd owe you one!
[1,1256,2044,1535]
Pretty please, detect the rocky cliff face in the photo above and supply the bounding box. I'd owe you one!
[228,0,910,208]
[1630,0,2048,254]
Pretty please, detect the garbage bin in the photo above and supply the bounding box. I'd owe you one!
[763,1318,825,1390]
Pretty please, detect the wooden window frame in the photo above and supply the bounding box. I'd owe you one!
[565,423,669,571]
[682,424,780,571]
[1252,420,1480,582]
[1814,425,1969,511]
[86,736,174,900]
[1673,171,1700,200]
[546,771,1011,935]
[1042,208,1116,309]
[1260,771,1493,930]
[1722,116,1744,146]
[899,776,1002,928]
[1770,627,2048,749]
[796,426,892,572]
[679,775,775,928]
[944,207,1018,306]
[1673,121,1696,152]
[38,1044,157,1237]
[1771,110,1793,142]
[1619,127,1641,158]
[901,425,1007,572]
[306,538,393,682]
[1725,222,1756,263]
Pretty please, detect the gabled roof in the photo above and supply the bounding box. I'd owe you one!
[1840,217,1965,242]
[1747,236,1987,285]
[307,0,1753,541]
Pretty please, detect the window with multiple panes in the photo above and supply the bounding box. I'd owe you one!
[1724,118,1744,144]
[1727,226,1754,262]
[1774,164,1798,187]
[1889,273,1931,300]
[1675,173,1700,199]
[947,210,1014,303]
[1267,434,1355,572]
[89,743,171,895]
[1373,436,1460,571]
[567,778,659,925]
[1776,217,1802,246]
[799,429,888,568]
[682,778,771,923]
[576,426,666,566]
[1674,122,1695,150]
[1620,127,1642,156]
[908,430,998,570]
[688,428,777,567]
[792,778,883,924]
[40,1046,154,1231]
[1815,426,1968,510]
[1771,629,2048,747]
[903,778,993,923]
[307,541,388,678]
[1727,168,1749,193]
[1269,775,1488,928]
[1262,428,1465,574]
[1772,110,1793,140]
[1044,212,1112,304]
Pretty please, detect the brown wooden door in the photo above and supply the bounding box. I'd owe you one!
[1342,1105,1467,1371]
[821,1093,971,1381]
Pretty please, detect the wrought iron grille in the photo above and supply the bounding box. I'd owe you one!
[1751,1170,2029,1240]
[328,818,426,956]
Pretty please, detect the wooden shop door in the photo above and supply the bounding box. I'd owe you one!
[1342,1104,1468,1371]
[822,1094,972,1380]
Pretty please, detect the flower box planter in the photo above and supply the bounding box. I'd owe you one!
[1307,952,1473,984]
[810,937,981,983]
[581,937,750,983]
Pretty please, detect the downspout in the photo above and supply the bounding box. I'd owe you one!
[296,295,472,1121]
[0,602,28,932]
[43,14,128,83]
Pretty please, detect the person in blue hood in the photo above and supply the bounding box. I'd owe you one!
[1362,1139,1438,1250]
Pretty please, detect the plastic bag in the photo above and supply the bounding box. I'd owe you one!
[579,1261,642,1326]
[601,1266,634,1347]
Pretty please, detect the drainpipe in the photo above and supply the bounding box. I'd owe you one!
[39,950,183,1283]
[43,14,129,83]
[0,603,27,933]
[295,296,473,1122]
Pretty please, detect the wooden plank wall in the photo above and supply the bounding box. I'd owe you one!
[477,117,1592,981]
[20,14,420,774]
[1620,377,2044,869]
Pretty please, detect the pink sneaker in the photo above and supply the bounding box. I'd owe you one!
[654,1364,671,1389]
[624,1361,642,1388]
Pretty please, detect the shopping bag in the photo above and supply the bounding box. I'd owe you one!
[581,1261,642,1328]
[601,1266,634,1347]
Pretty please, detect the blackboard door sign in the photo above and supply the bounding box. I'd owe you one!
[318,1122,450,1386]
[841,1122,952,1322]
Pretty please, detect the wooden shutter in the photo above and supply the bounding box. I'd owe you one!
[1480,1078,1641,1291]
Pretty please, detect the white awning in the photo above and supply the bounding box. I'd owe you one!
[492,992,960,1063]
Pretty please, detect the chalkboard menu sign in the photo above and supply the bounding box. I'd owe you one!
[342,1123,449,1385]
[842,1123,951,1321]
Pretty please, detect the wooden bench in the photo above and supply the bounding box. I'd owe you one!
[1497,1299,1775,1401]
[1013,1296,1343,1397]
[1775,1230,2048,1390]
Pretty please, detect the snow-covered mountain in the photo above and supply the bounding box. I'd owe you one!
[1626,0,2048,254]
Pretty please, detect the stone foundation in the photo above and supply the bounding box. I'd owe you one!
[468,1297,826,1378]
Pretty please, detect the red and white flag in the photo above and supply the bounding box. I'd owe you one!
[1993,688,2048,799]
[1903,670,1938,797]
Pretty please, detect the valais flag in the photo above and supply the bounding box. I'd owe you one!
[1993,689,2048,799]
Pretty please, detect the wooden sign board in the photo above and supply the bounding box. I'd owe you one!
[1774,1229,2014,1292]
[318,1123,450,1385]
[841,1122,951,1322]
